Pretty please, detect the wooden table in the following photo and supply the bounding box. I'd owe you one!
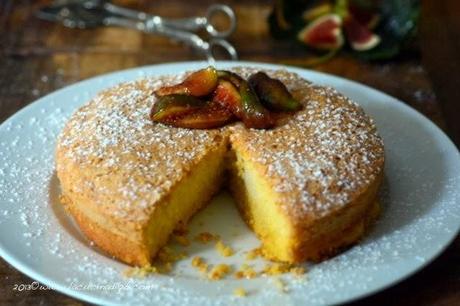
[1,0,459,305]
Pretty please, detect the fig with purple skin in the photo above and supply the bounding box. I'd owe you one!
[297,14,344,50]
[169,103,234,129]
[154,67,218,97]
[343,15,380,51]
[248,72,302,112]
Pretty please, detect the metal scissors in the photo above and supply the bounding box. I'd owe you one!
[36,0,238,62]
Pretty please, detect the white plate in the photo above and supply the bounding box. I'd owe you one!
[1,61,459,306]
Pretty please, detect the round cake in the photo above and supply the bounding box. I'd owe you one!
[56,67,384,266]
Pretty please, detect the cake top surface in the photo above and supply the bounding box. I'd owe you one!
[56,67,384,223]
[230,68,384,222]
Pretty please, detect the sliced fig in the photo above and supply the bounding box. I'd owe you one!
[170,104,234,129]
[238,80,274,129]
[248,72,301,112]
[297,14,344,50]
[216,70,274,129]
[150,94,205,122]
[343,16,380,51]
[154,67,218,97]
[151,95,233,129]
[212,80,243,115]
[217,70,244,87]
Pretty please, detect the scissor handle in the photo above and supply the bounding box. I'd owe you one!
[205,39,238,63]
[104,2,236,39]
[204,4,237,38]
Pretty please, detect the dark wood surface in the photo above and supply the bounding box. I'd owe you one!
[419,0,460,146]
[0,0,459,305]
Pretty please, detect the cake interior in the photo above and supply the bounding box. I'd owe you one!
[143,140,228,263]
[139,142,381,265]
[139,142,298,264]
[227,148,295,262]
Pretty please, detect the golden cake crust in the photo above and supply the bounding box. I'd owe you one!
[56,67,384,265]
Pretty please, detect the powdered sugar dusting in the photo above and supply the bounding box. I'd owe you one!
[56,73,224,222]
[231,67,384,220]
[57,67,383,222]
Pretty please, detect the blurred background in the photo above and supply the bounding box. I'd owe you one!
[1,0,459,305]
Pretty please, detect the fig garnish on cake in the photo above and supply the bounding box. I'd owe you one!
[154,66,219,97]
[150,67,302,129]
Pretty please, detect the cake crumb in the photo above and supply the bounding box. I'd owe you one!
[235,264,257,279]
[245,247,263,260]
[157,246,187,263]
[195,232,220,243]
[233,287,247,297]
[290,266,306,277]
[173,234,190,246]
[262,263,293,275]
[216,240,234,257]
[160,262,173,274]
[208,264,232,280]
[191,256,208,273]
[173,225,189,236]
[273,278,288,293]
[123,264,158,278]
[191,256,203,267]
[59,195,70,206]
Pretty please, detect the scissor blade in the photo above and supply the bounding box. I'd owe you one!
[35,2,111,29]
